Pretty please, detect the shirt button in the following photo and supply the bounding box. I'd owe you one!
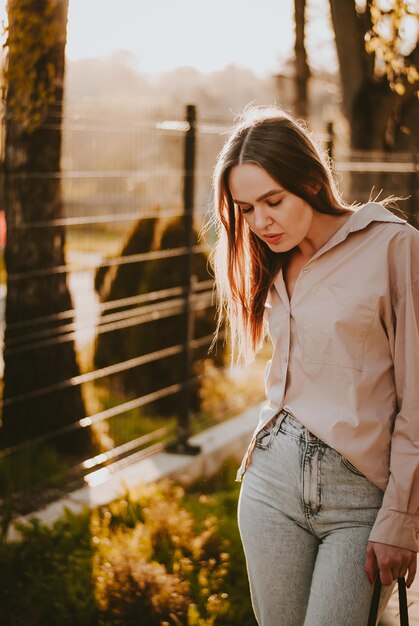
[283,355,288,363]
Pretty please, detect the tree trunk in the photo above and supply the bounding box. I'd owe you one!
[294,0,310,118]
[329,0,395,150]
[1,0,92,455]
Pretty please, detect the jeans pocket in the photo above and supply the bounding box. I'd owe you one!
[255,422,275,450]
[341,456,366,478]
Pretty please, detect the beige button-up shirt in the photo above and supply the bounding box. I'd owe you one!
[235,202,419,552]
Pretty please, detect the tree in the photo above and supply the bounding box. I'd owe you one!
[294,0,310,117]
[1,0,92,454]
[363,0,418,97]
[329,0,418,150]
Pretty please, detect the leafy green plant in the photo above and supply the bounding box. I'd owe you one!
[1,465,255,626]
[0,507,98,626]
[93,480,230,626]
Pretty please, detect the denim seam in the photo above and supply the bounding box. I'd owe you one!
[301,440,324,528]
[341,456,367,478]
[278,428,307,441]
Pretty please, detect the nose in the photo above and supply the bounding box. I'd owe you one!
[254,206,273,230]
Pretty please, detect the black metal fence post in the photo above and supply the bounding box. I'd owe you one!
[326,121,334,160]
[410,149,418,228]
[167,104,201,455]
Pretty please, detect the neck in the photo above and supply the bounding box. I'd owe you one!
[297,210,354,259]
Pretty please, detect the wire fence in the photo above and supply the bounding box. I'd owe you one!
[0,102,235,520]
[0,101,417,520]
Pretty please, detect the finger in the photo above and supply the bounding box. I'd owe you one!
[379,563,394,586]
[406,558,417,589]
[392,565,407,581]
[364,549,378,583]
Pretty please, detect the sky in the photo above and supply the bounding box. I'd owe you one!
[65,0,295,76]
[0,0,337,77]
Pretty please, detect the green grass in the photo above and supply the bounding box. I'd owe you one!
[0,443,71,499]
[65,226,126,256]
[89,383,178,449]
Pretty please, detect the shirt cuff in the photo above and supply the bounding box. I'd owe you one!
[368,508,419,552]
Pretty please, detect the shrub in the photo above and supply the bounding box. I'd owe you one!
[183,459,258,626]
[0,507,98,626]
[94,214,225,419]
[96,547,190,626]
[0,477,235,626]
[93,480,230,625]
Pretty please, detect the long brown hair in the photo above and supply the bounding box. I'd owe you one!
[207,105,355,365]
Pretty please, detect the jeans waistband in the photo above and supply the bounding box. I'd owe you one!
[277,409,323,443]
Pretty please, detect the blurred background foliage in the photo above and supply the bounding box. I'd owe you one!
[0,459,255,626]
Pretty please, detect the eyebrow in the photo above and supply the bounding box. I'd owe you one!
[233,188,284,205]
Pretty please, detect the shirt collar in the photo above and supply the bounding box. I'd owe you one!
[342,201,406,234]
[272,202,406,305]
[304,202,406,262]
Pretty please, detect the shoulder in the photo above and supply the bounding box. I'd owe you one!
[385,220,419,252]
[346,202,409,244]
[385,221,419,301]
[369,213,419,250]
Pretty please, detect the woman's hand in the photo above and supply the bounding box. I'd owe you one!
[365,541,417,587]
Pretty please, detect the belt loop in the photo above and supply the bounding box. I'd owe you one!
[275,408,288,435]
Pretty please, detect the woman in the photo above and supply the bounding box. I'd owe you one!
[208,105,418,625]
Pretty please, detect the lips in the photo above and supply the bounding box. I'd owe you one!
[263,233,284,244]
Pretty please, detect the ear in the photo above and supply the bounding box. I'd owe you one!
[304,182,321,195]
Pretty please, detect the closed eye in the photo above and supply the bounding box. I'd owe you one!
[237,198,283,213]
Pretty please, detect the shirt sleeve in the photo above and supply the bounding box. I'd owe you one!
[368,226,419,552]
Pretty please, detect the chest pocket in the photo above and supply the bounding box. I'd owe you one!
[301,285,379,371]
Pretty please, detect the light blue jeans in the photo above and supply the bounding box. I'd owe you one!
[237,410,396,626]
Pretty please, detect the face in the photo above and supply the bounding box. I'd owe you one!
[228,162,315,252]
